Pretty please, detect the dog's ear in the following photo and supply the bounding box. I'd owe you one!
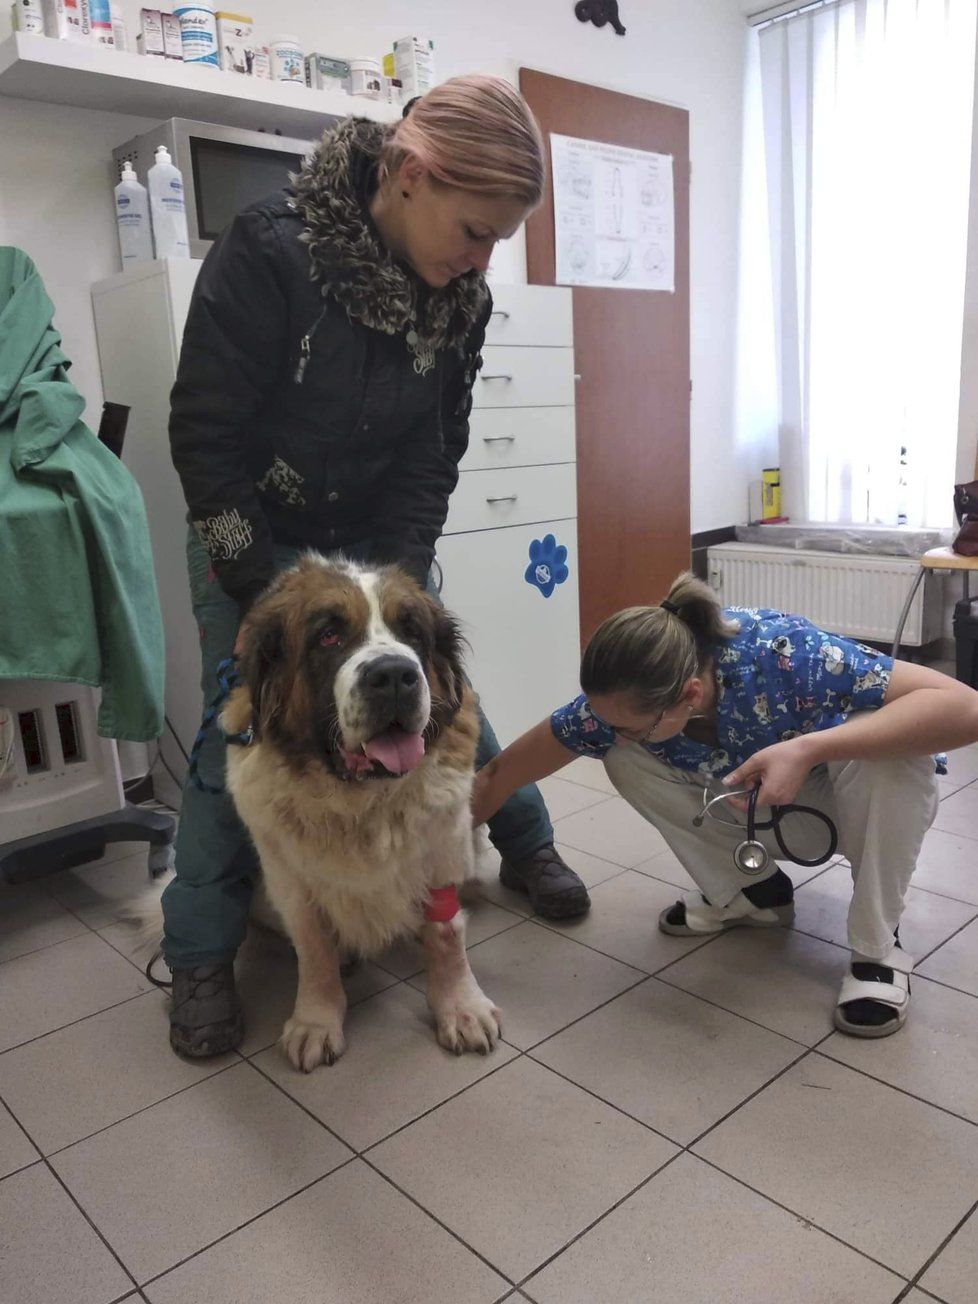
[238,612,286,740]
[427,600,468,727]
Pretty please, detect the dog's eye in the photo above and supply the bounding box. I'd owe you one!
[318,629,342,648]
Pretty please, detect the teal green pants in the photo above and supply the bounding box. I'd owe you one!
[161,534,554,967]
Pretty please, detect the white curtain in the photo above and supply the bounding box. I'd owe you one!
[757,0,977,527]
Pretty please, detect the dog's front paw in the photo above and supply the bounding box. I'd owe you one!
[430,982,501,1056]
[282,1008,347,1072]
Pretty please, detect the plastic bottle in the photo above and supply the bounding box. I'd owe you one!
[110,1,126,50]
[12,0,45,32]
[173,2,219,68]
[88,0,112,44]
[147,146,190,259]
[114,161,153,269]
[270,34,304,83]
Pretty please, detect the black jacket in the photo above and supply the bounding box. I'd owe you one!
[169,117,492,611]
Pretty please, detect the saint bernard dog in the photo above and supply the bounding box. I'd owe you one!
[220,552,500,1072]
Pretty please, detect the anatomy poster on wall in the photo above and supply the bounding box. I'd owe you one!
[550,133,675,292]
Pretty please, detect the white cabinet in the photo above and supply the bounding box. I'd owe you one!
[91,258,204,769]
[438,284,580,746]
[92,264,580,763]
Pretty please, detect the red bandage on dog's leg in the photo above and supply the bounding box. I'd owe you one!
[424,885,460,923]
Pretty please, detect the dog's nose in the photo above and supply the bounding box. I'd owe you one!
[363,655,420,695]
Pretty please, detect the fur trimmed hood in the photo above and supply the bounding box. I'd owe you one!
[293,117,489,351]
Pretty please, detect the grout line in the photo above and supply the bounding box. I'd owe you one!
[811,1046,978,1130]
[137,1157,360,1291]
[906,969,978,1002]
[692,1152,911,1286]
[0,987,152,1058]
[913,911,978,967]
[513,1150,685,1295]
[0,923,91,968]
[889,1194,978,1301]
[685,1042,817,1151]
[0,1097,141,1294]
[359,1152,518,1289]
[651,971,823,1052]
[38,1059,244,1161]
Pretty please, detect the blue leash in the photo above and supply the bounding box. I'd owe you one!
[188,657,254,793]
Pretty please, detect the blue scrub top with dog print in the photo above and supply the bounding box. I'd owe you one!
[550,607,893,778]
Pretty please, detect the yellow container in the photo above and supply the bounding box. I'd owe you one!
[383,51,395,78]
[762,467,781,520]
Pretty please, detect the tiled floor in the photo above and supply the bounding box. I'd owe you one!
[3,746,978,1303]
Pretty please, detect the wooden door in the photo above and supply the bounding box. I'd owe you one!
[520,68,691,643]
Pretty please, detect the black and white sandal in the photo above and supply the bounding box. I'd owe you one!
[834,945,911,1039]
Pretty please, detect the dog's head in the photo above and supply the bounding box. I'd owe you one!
[232,554,467,780]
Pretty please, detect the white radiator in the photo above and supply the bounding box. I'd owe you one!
[706,543,941,647]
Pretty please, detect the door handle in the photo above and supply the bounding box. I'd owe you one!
[480,374,513,382]
[482,436,516,444]
[490,310,511,319]
[486,495,518,504]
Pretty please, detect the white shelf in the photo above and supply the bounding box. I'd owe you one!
[0,32,399,137]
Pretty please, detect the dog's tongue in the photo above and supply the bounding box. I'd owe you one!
[362,728,425,775]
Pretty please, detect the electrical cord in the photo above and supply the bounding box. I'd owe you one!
[165,714,191,765]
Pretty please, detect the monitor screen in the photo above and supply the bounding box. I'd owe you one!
[190,137,306,241]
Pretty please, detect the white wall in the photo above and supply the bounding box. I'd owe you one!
[0,0,755,532]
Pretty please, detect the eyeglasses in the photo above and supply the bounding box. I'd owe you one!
[607,704,669,745]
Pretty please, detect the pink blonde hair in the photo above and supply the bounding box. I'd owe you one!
[382,74,545,207]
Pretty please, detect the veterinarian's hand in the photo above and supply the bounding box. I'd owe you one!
[723,739,813,810]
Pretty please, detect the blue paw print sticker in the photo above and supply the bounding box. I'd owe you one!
[525,534,569,599]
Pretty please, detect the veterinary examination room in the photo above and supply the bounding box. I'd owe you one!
[5,0,978,1300]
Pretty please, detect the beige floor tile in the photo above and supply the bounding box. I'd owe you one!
[544,870,718,973]
[410,920,642,1051]
[820,977,978,1123]
[632,846,699,890]
[536,775,613,821]
[553,796,669,868]
[917,919,978,996]
[693,1056,978,1277]
[236,935,397,1057]
[793,863,978,958]
[254,984,518,1151]
[559,755,618,794]
[525,1153,903,1304]
[932,785,978,842]
[661,926,848,1044]
[43,852,169,930]
[50,1062,351,1284]
[551,842,630,890]
[532,978,801,1144]
[476,842,626,918]
[0,1163,133,1304]
[0,990,236,1155]
[0,932,151,1054]
[912,828,978,905]
[144,1158,506,1304]
[943,743,978,786]
[370,1056,676,1282]
[0,882,88,962]
[376,897,523,979]
[0,1099,38,1178]
[920,1205,978,1303]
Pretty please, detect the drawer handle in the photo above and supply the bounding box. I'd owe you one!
[490,310,511,319]
[480,374,513,382]
[486,495,518,504]
[483,436,516,444]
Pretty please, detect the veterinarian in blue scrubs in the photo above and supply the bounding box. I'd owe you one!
[164,77,590,1059]
[474,572,978,1038]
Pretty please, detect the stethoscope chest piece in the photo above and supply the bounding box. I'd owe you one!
[733,837,769,875]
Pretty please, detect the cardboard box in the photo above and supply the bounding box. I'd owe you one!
[393,36,435,98]
[304,53,350,92]
[136,7,164,57]
[216,10,253,74]
[161,11,182,59]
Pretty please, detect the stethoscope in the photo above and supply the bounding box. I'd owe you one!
[692,785,839,876]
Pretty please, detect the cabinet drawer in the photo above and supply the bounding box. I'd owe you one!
[444,463,577,535]
[484,284,573,347]
[437,518,581,745]
[472,346,575,408]
[463,407,576,471]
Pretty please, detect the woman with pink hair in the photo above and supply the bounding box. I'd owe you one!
[165,76,590,1060]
